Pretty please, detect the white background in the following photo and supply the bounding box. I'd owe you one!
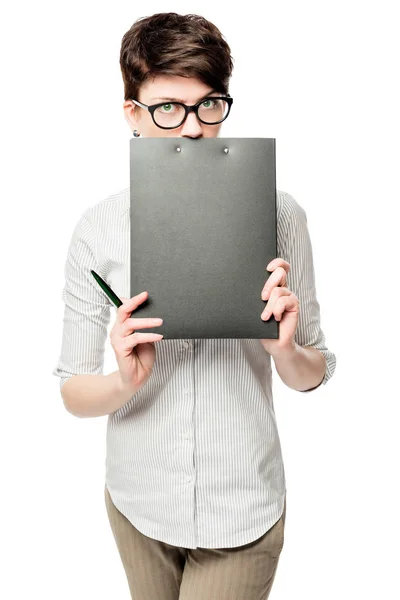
[1,1,399,598]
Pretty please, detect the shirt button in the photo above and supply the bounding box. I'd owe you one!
[185,475,192,483]
[183,341,189,348]
[183,431,190,439]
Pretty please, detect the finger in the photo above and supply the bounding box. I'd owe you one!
[261,287,290,319]
[266,258,290,273]
[122,317,163,336]
[262,293,297,321]
[261,268,287,299]
[273,294,299,321]
[120,331,164,352]
[116,291,148,325]
[115,332,163,356]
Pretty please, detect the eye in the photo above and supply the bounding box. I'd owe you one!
[160,103,178,112]
[202,98,217,109]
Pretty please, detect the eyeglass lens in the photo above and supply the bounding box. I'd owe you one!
[153,98,229,128]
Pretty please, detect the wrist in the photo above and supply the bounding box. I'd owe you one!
[110,370,138,398]
[269,339,297,360]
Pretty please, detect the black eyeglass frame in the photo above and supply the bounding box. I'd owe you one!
[130,94,233,130]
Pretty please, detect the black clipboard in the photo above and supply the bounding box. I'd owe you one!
[130,137,278,340]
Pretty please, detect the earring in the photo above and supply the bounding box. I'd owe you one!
[133,130,140,137]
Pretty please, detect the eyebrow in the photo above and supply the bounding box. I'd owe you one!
[149,89,219,103]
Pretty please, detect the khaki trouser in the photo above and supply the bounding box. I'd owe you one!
[104,484,286,600]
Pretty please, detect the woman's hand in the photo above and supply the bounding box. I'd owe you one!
[110,291,164,393]
[260,258,299,354]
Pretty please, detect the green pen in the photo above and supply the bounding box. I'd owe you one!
[91,270,158,330]
[90,269,123,308]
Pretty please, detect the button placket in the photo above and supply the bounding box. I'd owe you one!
[181,340,194,484]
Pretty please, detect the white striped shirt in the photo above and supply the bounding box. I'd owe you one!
[52,186,336,549]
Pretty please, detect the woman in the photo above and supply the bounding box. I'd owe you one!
[53,12,336,600]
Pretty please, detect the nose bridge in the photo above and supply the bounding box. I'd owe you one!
[181,103,202,131]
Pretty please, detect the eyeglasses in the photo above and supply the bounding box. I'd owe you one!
[130,94,233,130]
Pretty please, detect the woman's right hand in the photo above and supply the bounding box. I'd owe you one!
[110,291,163,393]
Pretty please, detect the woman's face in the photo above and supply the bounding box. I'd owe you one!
[123,75,225,139]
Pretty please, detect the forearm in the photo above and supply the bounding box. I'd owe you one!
[61,370,140,418]
[271,342,326,392]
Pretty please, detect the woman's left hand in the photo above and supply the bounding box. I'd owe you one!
[260,258,299,354]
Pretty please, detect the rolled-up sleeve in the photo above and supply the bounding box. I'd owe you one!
[278,192,336,393]
[52,209,111,390]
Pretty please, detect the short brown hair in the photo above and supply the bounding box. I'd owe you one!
[120,12,234,101]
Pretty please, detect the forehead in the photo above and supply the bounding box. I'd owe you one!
[141,75,217,103]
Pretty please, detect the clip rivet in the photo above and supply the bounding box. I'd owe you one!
[176,147,181,152]
[224,147,229,153]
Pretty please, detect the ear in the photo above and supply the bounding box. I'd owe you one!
[122,100,139,131]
